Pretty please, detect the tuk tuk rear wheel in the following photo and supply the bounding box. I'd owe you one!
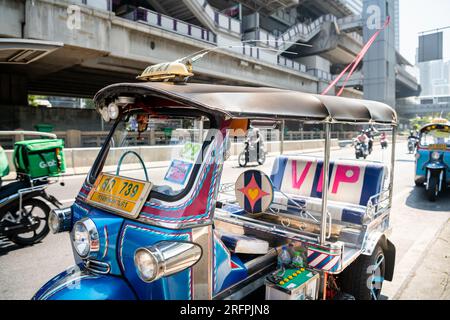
[427,174,439,202]
[340,245,385,300]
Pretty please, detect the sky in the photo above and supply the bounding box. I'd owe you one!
[399,0,450,64]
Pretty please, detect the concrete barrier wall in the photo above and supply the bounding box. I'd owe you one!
[3,139,338,179]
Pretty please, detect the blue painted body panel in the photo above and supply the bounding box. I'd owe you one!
[213,235,248,295]
[118,220,194,300]
[36,195,250,300]
[72,201,124,275]
[32,265,136,300]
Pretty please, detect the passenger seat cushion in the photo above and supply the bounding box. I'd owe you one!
[272,191,367,225]
[271,156,387,206]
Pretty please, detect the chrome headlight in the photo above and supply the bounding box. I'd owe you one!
[134,248,159,282]
[107,102,120,120]
[431,152,441,161]
[72,218,99,259]
[49,207,72,234]
[134,241,202,283]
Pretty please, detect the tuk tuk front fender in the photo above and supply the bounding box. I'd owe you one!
[423,159,447,171]
[32,265,137,300]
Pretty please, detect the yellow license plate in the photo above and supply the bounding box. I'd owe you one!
[429,144,447,151]
[86,173,152,218]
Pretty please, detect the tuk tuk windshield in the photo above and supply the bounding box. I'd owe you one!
[96,112,212,198]
[420,128,450,147]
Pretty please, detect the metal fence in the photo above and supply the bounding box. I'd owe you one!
[0,130,360,149]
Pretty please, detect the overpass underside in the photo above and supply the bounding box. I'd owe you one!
[0,0,327,104]
[0,0,419,111]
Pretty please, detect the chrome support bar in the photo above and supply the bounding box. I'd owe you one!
[388,126,397,209]
[320,123,331,245]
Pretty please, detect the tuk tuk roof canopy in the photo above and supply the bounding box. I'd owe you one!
[94,82,398,125]
[420,122,450,132]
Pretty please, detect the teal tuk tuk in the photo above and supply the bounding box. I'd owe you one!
[414,119,450,201]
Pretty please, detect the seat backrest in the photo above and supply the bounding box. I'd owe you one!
[270,156,387,206]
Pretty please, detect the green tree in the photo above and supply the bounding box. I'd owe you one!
[28,95,48,107]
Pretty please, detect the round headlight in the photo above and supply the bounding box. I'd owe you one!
[48,208,72,234]
[72,218,99,259]
[48,211,60,234]
[431,152,441,161]
[134,248,159,282]
[107,102,120,120]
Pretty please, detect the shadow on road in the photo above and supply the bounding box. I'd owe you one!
[0,237,40,256]
[0,237,22,256]
[405,186,450,212]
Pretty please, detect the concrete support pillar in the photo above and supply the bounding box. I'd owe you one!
[66,130,82,148]
[150,129,156,145]
[0,73,28,106]
[362,0,396,107]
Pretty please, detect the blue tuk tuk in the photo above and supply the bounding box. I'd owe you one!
[414,119,450,201]
[33,61,398,300]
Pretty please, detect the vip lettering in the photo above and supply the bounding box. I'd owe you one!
[291,161,361,194]
[180,304,214,318]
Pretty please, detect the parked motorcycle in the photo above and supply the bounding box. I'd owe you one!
[0,175,62,245]
[0,138,65,245]
[355,141,369,159]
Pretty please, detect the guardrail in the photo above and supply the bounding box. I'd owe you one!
[126,7,217,44]
[0,131,58,150]
[277,56,307,73]
[192,0,241,34]
[0,130,360,149]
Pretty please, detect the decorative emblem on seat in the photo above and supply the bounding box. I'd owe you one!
[235,170,274,214]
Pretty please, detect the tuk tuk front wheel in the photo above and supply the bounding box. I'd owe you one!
[426,174,439,202]
[340,244,385,300]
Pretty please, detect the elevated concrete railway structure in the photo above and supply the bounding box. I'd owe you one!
[0,0,419,111]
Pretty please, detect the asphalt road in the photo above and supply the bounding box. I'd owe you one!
[1,142,449,300]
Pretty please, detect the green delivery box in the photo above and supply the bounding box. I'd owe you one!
[13,139,66,178]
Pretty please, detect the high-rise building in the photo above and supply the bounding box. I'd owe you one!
[393,0,400,51]
[419,59,450,97]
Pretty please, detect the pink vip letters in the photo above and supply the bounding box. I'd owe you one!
[292,160,361,195]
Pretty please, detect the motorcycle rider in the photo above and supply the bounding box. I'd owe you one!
[356,131,370,153]
[247,128,262,161]
[365,127,378,154]
[380,132,388,149]
[407,130,419,152]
